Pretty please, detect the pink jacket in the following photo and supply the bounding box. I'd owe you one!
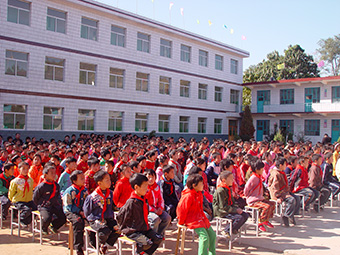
[244,173,264,205]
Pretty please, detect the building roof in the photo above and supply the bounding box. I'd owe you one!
[75,0,249,57]
[243,76,340,87]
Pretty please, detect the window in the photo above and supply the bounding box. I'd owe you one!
[215,54,223,71]
[198,118,207,133]
[5,50,28,77]
[257,120,270,135]
[160,39,172,58]
[43,107,63,130]
[230,89,240,105]
[180,80,190,97]
[111,25,125,47]
[305,120,320,136]
[137,32,150,53]
[181,44,191,63]
[45,57,64,81]
[215,86,223,102]
[198,84,207,100]
[280,120,294,134]
[179,116,189,133]
[332,86,340,103]
[159,76,170,95]
[230,59,238,74]
[214,119,222,134]
[46,8,66,33]
[3,104,26,129]
[79,63,96,85]
[108,111,123,131]
[78,109,95,131]
[110,68,124,88]
[159,115,170,133]
[81,17,98,41]
[135,113,148,132]
[199,50,208,67]
[257,90,270,105]
[136,72,149,92]
[305,87,320,103]
[280,89,294,104]
[7,0,30,25]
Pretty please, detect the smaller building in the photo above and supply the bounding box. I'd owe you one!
[244,76,340,144]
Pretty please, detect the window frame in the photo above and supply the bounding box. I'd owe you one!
[230,59,238,74]
[109,68,124,89]
[279,119,294,134]
[304,119,320,136]
[108,111,123,131]
[45,56,65,81]
[179,116,189,133]
[280,89,294,105]
[160,38,172,58]
[136,72,149,92]
[159,76,171,95]
[79,62,96,85]
[214,118,222,134]
[43,107,63,130]
[5,50,28,77]
[137,32,150,53]
[180,80,190,98]
[180,44,191,63]
[305,87,320,103]
[198,117,207,134]
[3,104,26,130]
[158,115,170,133]
[199,50,208,67]
[230,89,240,105]
[198,83,208,100]
[135,113,148,132]
[111,25,126,47]
[46,7,66,33]
[214,86,223,102]
[257,90,271,105]
[332,86,340,103]
[81,16,98,41]
[215,54,223,71]
[7,0,30,26]
[78,109,95,131]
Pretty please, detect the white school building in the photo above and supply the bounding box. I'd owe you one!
[0,0,249,141]
[244,76,340,144]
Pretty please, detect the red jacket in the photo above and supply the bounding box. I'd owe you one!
[113,177,133,208]
[293,164,309,192]
[77,160,89,173]
[145,182,164,214]
[176,188,210,229]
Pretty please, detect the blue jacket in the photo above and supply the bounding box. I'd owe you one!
[83,188,115,221]
[58,171,72,195]
[63,185,88,214]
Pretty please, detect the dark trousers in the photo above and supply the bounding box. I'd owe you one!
[328,182,340,197]
[295,187,317,208]
[39,206,66,232]
[0,195,10,218]
[282,193,300,217]
[66,212,85,252]
[316,185,332,206]
[89,218,120,247]
[224,211,249,234]
[127,229,163,255]
[14,201,37,225]
[166,203,177,220]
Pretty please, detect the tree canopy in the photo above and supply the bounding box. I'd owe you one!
[317,34,340,76]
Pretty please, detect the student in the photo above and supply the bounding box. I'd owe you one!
[10,154,22,177]
[58,157,77,195]
[145,150,157,170]
[322,152,340,198]
[285,156,297,183]
[144,169,171,236]
[113,152,129,175]
[85,158,101,194]
[0,163,15,219]
[168,150,183,189]
[113,164,133,208]
[83,171,120,255]
[155,156,168,183]
[205,153,221,187]
[309,154,331,210]
[117,173,163,255]
[63,170,88,255]
[158,165,179,220]
[268,157,300,227]
[99,149,111,168]
[177,174,216,255]
[28,154,43,189]
[8,162,36,227]
[213,171,249,237]
[244,159,275,232]
[129,161,142,174]
[104,160,117,191]
[33,164,66,235]
[77,151,89,173]
[50,155,64,181]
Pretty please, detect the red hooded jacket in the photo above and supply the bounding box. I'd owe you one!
[145,182,164,214]
[113,177,134,208]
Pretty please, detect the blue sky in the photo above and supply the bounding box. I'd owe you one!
[97,0,339,74]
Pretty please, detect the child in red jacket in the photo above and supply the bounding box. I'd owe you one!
[177,174,216,255]
[113,164,133,208]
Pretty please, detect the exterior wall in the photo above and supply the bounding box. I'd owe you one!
[0,0,248,137]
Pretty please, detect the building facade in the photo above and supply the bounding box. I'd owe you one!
[0,0,249,141]
[245,76,340,144]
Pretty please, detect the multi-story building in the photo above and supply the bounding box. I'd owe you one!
[0,0,249,140]
[245,76,340,144]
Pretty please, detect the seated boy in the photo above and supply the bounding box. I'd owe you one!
[33,163,66,234]
[28,154,43,189]
[50,155,64,181]
[205,153,221,187]
[322,152,340,198]
[0,163,15,219]
[144,169,171,236]
[104,160,117,191]
[63,170,89,255]
[213,171,249,237]
[59,157,77,195]
[83,171,120,254]
[309,154,331,211]
[77,151,89,173]
[268,157,300,227]
[8,162,36,227]
[158,165,179,220]
[117,173,163,255]
[85,158,100,194]
[113,164,133,209]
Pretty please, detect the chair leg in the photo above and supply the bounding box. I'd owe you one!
[175,227,181,255]
[180,228,186,255]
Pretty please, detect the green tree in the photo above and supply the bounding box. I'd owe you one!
[239,105,255,141]
[242,86,251,107]
[317,34,340,76]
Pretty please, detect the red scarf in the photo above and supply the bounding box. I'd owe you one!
[18,174,30,197]
[278,170,288,191]
[43,180,56,199]
[66,168,73,175]
[161,175,173,195]
[130,192,149,229]
[217,182,233,206]
[95,187,110,220]
[72,184,85,207]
